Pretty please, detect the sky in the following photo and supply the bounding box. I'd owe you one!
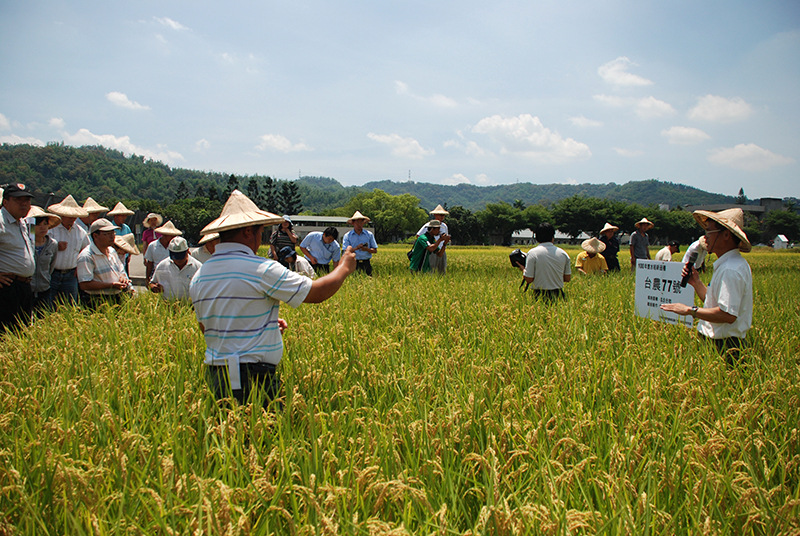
[1,0,799,199]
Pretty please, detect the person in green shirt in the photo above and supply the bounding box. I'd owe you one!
[409,220,449,272]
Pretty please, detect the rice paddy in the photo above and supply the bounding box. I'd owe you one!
[1,245,798,535]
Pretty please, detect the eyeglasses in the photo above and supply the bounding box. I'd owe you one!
[704,229,721,235]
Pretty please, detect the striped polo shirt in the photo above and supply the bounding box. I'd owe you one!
[76,242,127,295]
[189,243,312,386]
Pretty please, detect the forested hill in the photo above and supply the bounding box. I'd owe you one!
[359,179,734,211]
[1,142,734,211]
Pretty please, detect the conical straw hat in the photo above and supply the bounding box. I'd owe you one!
[430,204,449,215]
[107,202,134,216]
[600,222,619,234]
[581,237,606,254]
[692,208,751,253]
[83,197,109,214]
[26,205,62,229]
[635,218,654,229]
[200,189,284,235]
[198,232,220,246]
[48,195,89,218]
[154,221,183,236]
[114,233,140,255]
[347,210,370,224]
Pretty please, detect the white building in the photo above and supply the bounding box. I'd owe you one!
[774,234,789,249]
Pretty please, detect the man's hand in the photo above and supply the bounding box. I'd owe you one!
[149,282,163,293]
[0,272,13,287]
[660,303,691,315]
[515,261,525,272]
[340,246,357,274]
[58,241,68,251]
[278,318,288,333]
[681,265,700,289]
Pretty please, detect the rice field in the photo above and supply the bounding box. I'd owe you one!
[1,245,798,535]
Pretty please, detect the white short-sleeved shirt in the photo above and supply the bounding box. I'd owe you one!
[49,223,89,270]
[0,207,35,276]
[76,242,126,295]
[655,246,673,261]
[682,240,708,269]
[190,245,213,264]
[524,242,571,290]
[417,222,448,250]
[697,249,753,340]
[189,242,313,390]
[144,239,170,269]
[152,256,202,300]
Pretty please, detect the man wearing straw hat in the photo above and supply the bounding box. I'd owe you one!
[0,183,36,333]
[342,210,378,276]
[629,217,653,271]
[661,208,753,363]
[144,221,183,281]
[598,222,620,272]
[190,190,357,407]
[416,204,450,274]
[47,194,90,305]
[107,202,135,273]
[576,237,608,275]
[77,197,108,232]
[191,233,219,264]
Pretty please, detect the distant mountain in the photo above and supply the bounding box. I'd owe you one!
[357,178,735,211]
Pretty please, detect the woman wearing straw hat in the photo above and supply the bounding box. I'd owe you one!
[28,206,61,314]
[141,213,163,256]
[598,222,620,271]
[189,190,357,407]
[629,217,653,271]
[660,208,753,364]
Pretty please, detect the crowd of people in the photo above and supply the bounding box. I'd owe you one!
[1,183,755,405]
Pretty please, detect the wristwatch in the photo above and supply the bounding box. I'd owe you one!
[690,306,698,317]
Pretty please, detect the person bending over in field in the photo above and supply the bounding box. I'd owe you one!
[416,204,450,274]
[409,220,448,273]
[190,190,356,408]
[576,237,608,275]
[515,222,571,300]
[300,226,341,275]
[660,208,752,366]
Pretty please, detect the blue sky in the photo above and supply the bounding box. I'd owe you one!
[1,0,798,199]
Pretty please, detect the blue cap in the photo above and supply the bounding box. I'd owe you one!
[279,246,296,261]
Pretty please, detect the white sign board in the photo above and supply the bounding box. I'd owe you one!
[635,260,695,328]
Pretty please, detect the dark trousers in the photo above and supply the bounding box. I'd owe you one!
[532,288,565,301]
[355,259,373,276]
[702,335,745,366]
[32,289,53,316]
[207,362,281,407]
[312,263,331,275]
[0,280,33,334]
[50,269,79,305]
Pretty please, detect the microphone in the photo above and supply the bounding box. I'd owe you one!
[680,251,698,287]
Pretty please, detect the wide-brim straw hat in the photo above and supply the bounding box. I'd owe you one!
[600,222,619,235]
[347,210,370,224]
[114,233,140,255]
[27,205,62,229]
[581,237,606,254]
[635,218,654,229]
[48,195,89,218]
[154,221,183,236]
[200,189,284,235]
[143,213,163,228]
[107,202,134,217]
[430,204,449,215]
[693,208,751,253]
[83,197,109,214]
[197,232,220,246]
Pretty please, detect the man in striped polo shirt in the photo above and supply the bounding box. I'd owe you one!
[190,190,356,407]
[77,218,132,307]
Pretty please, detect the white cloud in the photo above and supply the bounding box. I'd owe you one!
[474,173,492,185]
[367,133,434,159]
[256,134,312,153]
[661,126,711,145]
[0,113,10,130]
[563,178,578,185]
[443,139,490,157]
[154,17,188,31]
[568,115,603,128]
[106,92,150,111]
[471,114,591,163]
[442,173,471,185]
[598,57,654,86]
[195,139,211,152]
[594,94,675,118]
[0,134,44,146]
[62,128,184,164]
[707,143,794,171]
[49,117,65,129]
[395,80,457,108]
[613,147,643,157]
[688,95,754,123]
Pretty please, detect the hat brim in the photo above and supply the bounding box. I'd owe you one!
[692,210,752,253]
[201,211,284,235]
[143,215,164,228]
